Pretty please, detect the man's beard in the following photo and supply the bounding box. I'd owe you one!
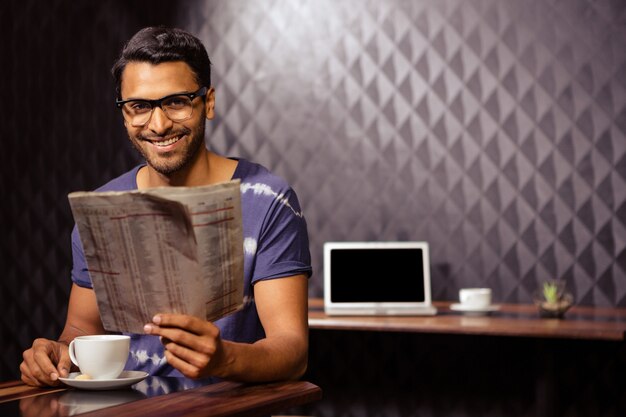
[128,117,206,176]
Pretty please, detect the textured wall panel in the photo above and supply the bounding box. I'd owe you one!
[180,0,626,307]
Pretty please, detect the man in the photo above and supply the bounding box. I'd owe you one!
[20,26,312,386]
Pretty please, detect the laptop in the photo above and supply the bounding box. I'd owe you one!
[323,241,437,316]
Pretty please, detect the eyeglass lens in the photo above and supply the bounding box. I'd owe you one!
[122,95,195,127]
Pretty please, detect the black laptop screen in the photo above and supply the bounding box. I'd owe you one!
[330,248,426,303]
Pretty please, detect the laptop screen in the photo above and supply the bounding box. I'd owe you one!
[323,241,435,315]
[329,248,425,302]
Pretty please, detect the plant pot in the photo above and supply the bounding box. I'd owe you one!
[533,292,573,319]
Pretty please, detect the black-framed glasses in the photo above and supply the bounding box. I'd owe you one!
[115,86,208,127]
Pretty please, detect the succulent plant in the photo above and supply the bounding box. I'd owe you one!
[542,281,559,304]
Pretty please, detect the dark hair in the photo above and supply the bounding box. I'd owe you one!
[111,26,211,98]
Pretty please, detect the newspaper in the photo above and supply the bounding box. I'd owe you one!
[68,180,244,334]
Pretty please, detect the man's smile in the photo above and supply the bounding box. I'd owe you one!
[138,129,190,152]
[148,134,184,147]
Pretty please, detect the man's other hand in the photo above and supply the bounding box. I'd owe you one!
[20,338,71,387]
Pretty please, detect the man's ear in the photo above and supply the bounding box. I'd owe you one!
[205,88,216,120]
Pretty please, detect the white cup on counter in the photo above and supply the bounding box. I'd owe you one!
[459,288,492,308]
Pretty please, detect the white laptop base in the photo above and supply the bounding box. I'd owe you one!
[324,304,437,316]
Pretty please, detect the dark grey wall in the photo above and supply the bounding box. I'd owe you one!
[0,0,179,382]
[1,1,625,407]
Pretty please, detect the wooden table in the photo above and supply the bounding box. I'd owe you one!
[308,298,626,340]
[0,377,321,417]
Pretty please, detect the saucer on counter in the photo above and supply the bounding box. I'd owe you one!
[450,303,500,315]
[59,371,148,390]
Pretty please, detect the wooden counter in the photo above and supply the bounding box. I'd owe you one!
[308,298,626,341]
[0,378,322,417]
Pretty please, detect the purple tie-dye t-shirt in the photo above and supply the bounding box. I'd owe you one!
[70,158,312,376]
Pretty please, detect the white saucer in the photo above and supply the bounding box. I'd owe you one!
[59,371,149,390]
[450,303,500,314]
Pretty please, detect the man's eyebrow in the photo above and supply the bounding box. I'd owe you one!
[122,90,196,101]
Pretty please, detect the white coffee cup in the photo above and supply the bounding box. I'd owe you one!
[69,335,130,380]
[459,288,492,308]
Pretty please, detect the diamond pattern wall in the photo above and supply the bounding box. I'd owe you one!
[181,0,626,307]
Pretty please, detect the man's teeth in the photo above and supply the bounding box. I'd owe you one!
[153,136,181,147]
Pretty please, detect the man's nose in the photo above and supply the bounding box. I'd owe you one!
[147,106,173,134]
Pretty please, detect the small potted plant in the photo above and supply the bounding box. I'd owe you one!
[533,280,573,318]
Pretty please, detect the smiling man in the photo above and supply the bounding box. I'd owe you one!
[20,27,312,386]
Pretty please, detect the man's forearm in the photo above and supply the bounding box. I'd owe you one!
[214,334,308,382]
